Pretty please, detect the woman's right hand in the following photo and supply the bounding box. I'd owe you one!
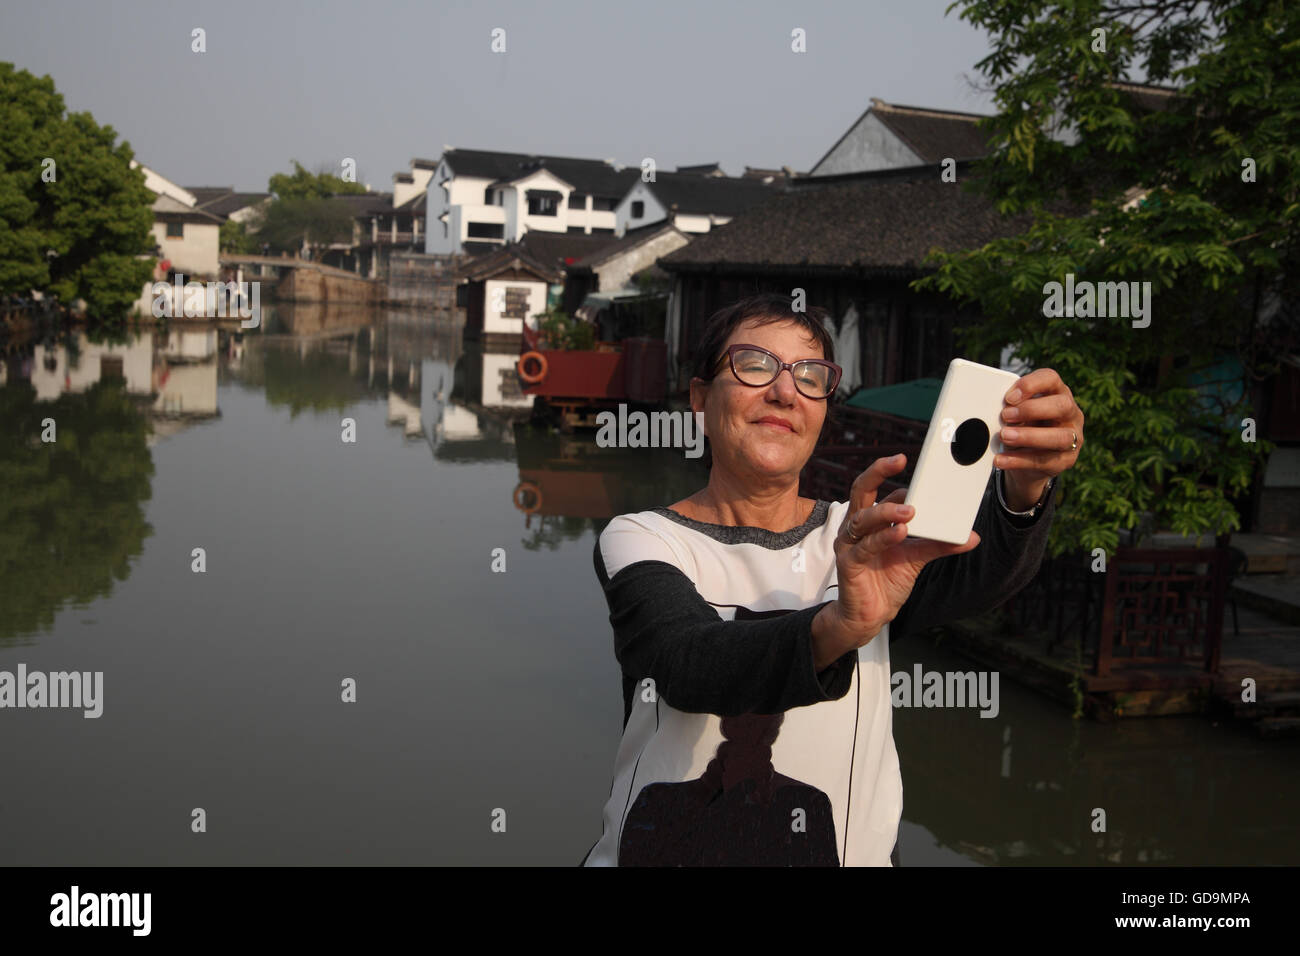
[813,454,980,666]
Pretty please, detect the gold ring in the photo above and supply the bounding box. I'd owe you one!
[1070,430,1079,451]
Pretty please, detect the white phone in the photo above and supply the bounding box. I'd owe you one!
[903,358,1022,544]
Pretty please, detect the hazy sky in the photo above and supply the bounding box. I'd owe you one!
[0,0,997,193]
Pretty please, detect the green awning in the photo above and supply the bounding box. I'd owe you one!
[844,378,943,422]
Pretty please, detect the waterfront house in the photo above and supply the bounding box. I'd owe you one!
[656,160,1019,394]
[458,243,561,348]
[424,148,640,255]
[129,162,222,280]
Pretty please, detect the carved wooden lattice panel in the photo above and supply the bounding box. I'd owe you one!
[1111,561,1213,662]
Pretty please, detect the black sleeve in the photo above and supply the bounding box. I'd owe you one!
[889,472,1057,642]
[594,544,859,719]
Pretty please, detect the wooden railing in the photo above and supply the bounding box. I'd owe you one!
[1006,536,1230,679]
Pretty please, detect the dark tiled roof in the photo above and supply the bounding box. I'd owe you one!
[743,166,794,181]
[462,241,501,257]
[394,192,426,213]
[810,100,991,173]
[658,174,1037,277]
[459,241,561,282]
[676,163,725,175]
[443,148,639,198]
[518,231,622,270]
[871,102,992,163]
[643,171,780,216]
[394,172,415,183]
[186,186,234,205]
[152,193,224,223]
[199,191,270,218]
[411,157,440,170]
[571,222,686,269]
[332,192,394,216]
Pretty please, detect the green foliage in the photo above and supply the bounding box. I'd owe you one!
[219,217,259,254]
[537,307,596,350]
[268,160,367,201]
[0,63,154,320]
[255,196,355,259]
[916,0,1296,556]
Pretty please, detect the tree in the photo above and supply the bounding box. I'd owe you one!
[219,217,259,254]
[915,0,1299,556]
[254,196,356,260]
[255,160,368,259]
[0,63,154,320]
[268,159,367,201]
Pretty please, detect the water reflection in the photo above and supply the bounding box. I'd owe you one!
[0,351,155,648]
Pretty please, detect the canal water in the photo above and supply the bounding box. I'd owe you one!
[1,304,1297,865]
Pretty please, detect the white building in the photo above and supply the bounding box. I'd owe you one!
[150,194,222,278]
[425,148,639,255]
[129,162,222,278]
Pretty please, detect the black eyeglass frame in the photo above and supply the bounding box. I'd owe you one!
[707,343,843,400]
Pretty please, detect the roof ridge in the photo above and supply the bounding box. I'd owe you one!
[448,146,624,166]
[870,98,989,121]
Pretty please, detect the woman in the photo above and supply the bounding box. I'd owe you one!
[581,293,1084,866]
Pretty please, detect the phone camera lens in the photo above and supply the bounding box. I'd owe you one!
[950,418,990,466]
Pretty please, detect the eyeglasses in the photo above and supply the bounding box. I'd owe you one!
[708,344,842,400]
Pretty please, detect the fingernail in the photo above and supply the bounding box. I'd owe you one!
[1006,389,1021,404]
[899,506,914,517]
[1003,406,1020,420]
[1002,427,1019,441]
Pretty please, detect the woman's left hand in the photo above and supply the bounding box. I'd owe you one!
[996,368,1085,511]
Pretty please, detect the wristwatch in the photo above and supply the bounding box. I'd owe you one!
[995,469,1055,519]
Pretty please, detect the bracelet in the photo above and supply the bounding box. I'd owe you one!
[995,469,1055,518]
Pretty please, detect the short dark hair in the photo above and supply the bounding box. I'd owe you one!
[691,293,835,383]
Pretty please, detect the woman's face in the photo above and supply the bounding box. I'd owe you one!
[690,318,829,487]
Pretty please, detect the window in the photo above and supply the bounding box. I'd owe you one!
[568,192,587,209]
[527,192,558,216]
[592,196,619,211]
[456,284,468,306]
[166,221,184,239]
[591,227,615,236]
[567,226,586,234]
[484,187,494,205]
[467,222,505,239]
[631,201,644,218]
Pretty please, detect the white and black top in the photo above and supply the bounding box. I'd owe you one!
[581,472,1055,866]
